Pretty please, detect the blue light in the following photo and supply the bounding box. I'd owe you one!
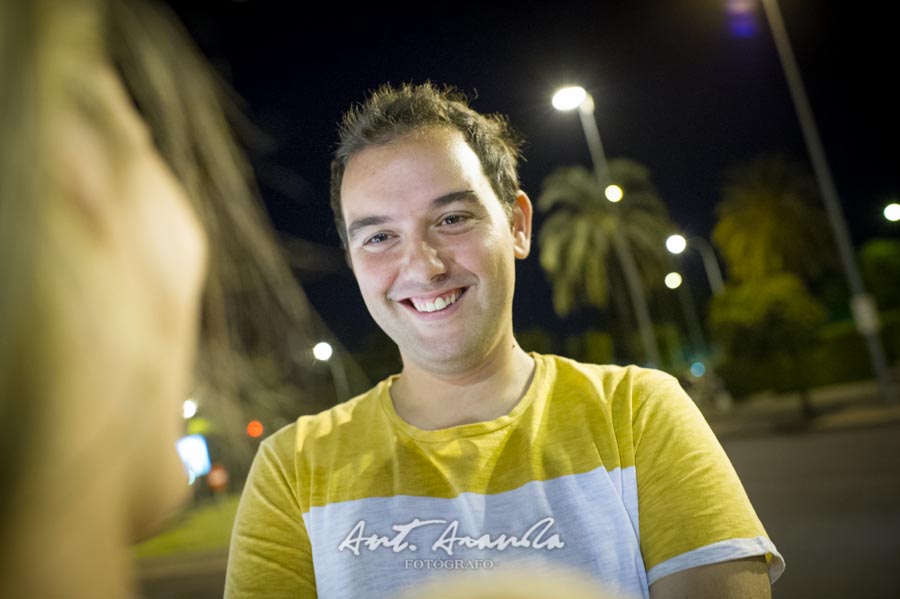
[176,434,211,484]
[726,0,759,38]
[690,361,706,378]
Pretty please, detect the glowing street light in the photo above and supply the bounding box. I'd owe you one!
[666,233,725,296]
[666,234,687,255]
[551,86,588,111]
[313,341,333,362]
[665,272,708,359]
[552,85,661,367]
[664,272,683,289]
[884,203,900,222]
[314,340,350,401]
[604,184,623,203]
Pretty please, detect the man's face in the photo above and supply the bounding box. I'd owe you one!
[340,127,531,375]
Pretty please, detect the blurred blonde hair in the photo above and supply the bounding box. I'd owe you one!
[0,0,101,535]
[105,0,337,468]
[0,0,331,532]
[404,565,621,599]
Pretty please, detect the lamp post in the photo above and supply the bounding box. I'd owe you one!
[666,234,725,296]
[665,271,708,359]
[760,0,896,403]
[313,341,350,401]
[553,86,661,367]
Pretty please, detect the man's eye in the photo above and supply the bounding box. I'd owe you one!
[441,214,467,226]
[364,233,389,245]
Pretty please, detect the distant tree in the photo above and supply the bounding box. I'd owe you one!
[564,330,615,365]
[516,327,559,355]
[350,329,402,385]
[859,238,900,311]
[709,273,827,417]
[712,153,836,283]
[537,160,674,344]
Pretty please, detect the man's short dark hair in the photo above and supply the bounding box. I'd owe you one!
[329,82,524,248]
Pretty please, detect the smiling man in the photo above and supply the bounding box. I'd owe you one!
[225,83,784,599]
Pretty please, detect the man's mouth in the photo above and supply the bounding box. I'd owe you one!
[404,288,466,313]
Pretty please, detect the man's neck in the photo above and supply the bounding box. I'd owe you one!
[390,343,536,431]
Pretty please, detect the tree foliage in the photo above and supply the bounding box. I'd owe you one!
[537,159,674,318]
[859,238,900,311]
[712,153,835,283]
[709,273,827,360]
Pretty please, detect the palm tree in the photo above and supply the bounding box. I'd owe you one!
[712,153,835,283]
[537,159,674,358]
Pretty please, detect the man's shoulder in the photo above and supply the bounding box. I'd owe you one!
[262,377,393,457]
[538,353,678,395]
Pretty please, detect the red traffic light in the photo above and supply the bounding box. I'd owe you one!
[246,420,264,438]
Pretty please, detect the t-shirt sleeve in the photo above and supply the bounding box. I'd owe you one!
[225,427,316,598]
[631,370,784,586]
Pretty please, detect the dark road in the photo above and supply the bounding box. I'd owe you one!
[723,424,900,598]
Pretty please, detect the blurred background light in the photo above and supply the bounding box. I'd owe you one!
[666,234,687,254]
[665,272,683,289]
[551,86,587,111]
[182,398,198,419]
[884,202,900,222]
[175,434,211,485]
[313,341,333,361]
[726,0,760,38]
[604,184,623,203]
[246,420,264,438]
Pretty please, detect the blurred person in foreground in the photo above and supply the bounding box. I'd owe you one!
[0,0,319,596]
[226,84,785,598]
[405,564,620,599]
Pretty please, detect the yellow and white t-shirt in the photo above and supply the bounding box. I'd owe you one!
[225,354,784,598]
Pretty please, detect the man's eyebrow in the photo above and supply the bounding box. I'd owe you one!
[346,190,478,242]
[347,215,390,242]
[430,189,478,209]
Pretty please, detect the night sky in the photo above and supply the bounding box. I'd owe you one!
[172,0,898,353]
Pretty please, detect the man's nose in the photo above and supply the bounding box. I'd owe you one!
[402,238,448,282]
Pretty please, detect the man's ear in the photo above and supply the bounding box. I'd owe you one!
[511,191,532,260]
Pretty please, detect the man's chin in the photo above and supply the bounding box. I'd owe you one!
[399,341,490,375]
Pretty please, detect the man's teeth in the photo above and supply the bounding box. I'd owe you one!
[410,290,461,313]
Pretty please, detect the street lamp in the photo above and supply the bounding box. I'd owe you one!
[666,233,725,296]
[664,272,682,289]
[884,203,900,223]
[604,184,623,203]
[665,271,708,359]
[313,341,333,361]
[552,85,661,367]
[314,341,350,401]
[759,0,896,404]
